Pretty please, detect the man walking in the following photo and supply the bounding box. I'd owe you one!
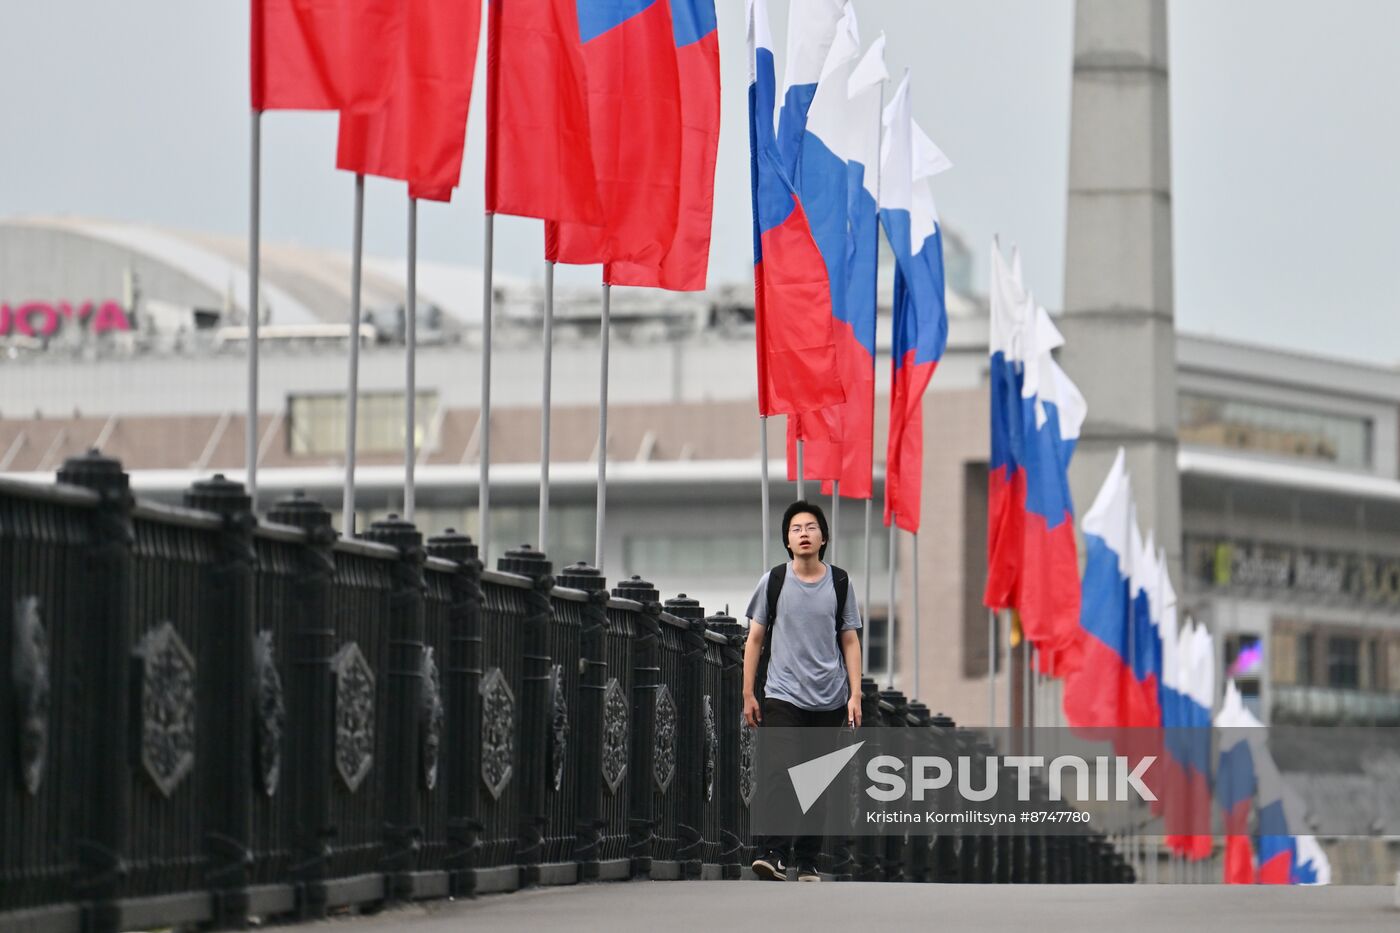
[743,500,863,881]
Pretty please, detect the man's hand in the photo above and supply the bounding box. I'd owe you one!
[744,693,762,728]
[846,694,862,729]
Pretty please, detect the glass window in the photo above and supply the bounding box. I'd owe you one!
[620,528,889,580]
[621,533,765,579]
[460,505,594,563]
[1178,392,1371,468]
[288,391,438,457]
[1225,634,1263,680]
[1226,633,1264,717]
[1297,633,1315,687]
[1327,636,1361,689]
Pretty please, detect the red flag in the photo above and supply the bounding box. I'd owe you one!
[545,1,683,272]
[251,0,403,112]
[1223,835,1256,884]
[785,410,841,485]
[336,0,482,201]
[602,3,720,291]
[484,0,602,223]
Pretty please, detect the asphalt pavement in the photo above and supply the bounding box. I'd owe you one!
[313,881,1399,933]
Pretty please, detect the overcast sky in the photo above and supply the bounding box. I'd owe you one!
[2,1,1398,364]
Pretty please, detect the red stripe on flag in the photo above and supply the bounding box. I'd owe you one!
[1017,511,1081,656]
[885,351,936,532]
[1257,852,1292,885]
[605,30,720,291]
[252,0,402,112]
[337,0,482,201]
[795,323,874,500]
[984,466,1024,611]
[754,199,844,418]
[485,0,602,223]
[547,0,683,269]
[1224,833,1256,885]
[1062,637,1160,730]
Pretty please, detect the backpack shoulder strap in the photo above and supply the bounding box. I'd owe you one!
[831,565,849,632]
[757,564,788,695]
[764,562,787,631]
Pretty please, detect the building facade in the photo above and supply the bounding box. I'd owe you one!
[2,217,1399,737]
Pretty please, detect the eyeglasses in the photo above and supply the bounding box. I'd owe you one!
[789,523,821,535]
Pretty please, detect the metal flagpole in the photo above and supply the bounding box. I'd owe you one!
[796,439,805,499]
[830,481,839,563]
[480,212,495,561]
[595,282,611,569]
[539,259,554,552]
[862,499,872,672]
[1032,649,1040,732]
[1005,612,1014,732]
[1124,504,1140,882]
[885,515,896,688]
[759,417,770,571]
[247,109,261,508]
[404,196,418,523]
[1023,639,1032,755]
[863,74,884,690]
[342,174,366,537]
[912,531,920,699]
[988,609,996,726]
[856,501,868,669]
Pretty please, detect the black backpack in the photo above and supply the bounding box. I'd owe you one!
[754,562,850,704]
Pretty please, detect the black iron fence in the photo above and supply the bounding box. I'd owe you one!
[1,452,1132,933]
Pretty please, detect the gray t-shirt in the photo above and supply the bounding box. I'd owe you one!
[745,562,862,711]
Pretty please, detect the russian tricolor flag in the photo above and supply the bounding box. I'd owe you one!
[1254,731,1310,884]
[1062,449,1158,729]
[749,0,843,418]
[1216,681,1261,884]
[984,243,1085,667]
[1015,303,1086,662]
[877,73,950,533]
[1215,680,1330,885]
[785,6,887,498]
[1165,616,1216,855]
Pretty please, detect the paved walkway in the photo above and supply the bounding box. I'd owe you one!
[326,882,1398,933]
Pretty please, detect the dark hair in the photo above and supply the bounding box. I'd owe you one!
[781,500,829,560]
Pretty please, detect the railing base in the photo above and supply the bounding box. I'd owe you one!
[471,866,521,895]
[114,892,213,932]
[648,861,682,881]
[537,863,579,887]
[246,884,296,919]
[406,872,450,900]
[0,904,81,933]
[323,874,385,910]
[596,859,631,881]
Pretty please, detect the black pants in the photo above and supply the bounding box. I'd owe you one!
[753,696,847,868]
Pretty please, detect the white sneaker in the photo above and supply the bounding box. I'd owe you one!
[751,851,788,881]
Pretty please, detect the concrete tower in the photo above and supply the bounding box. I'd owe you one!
[1059,0,1181,569]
